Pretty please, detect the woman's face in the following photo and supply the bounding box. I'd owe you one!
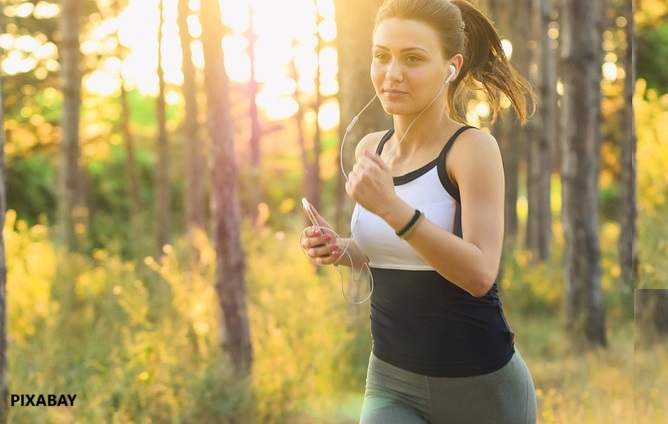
[371,18,451,116]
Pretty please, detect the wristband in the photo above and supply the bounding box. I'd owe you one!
[396,209,424,239]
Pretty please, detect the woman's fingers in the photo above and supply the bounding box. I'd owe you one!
[302,227,329,246]
[308,244,340,262]
[301,226,341,264]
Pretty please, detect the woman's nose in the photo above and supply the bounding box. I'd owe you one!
[385,60,403,82]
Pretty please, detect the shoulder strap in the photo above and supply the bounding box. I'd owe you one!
[375,129,395,155]
[437,125,477,203]
[438,125,476,160]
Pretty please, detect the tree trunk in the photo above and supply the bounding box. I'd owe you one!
[114,15,143,250]
[58,0,82,251]
[310,10,324,212]
[619,0,637,290]
[526,0,555,260]
[635,289,668,342]
[114,1,142,231]
[500,0,530,245]
[0,37,9,423]
[155,0,170,258]
[560,0,606,347]
[246,4,263,227]
[120,85,141,224]
[178,0,206,243]
[248,3,263,227]
[498,118,519,246]
[200,0,252,372]
[484,0,511,285]
[487,0,522,247]
[290,40,318,219]
[333,0,390,231]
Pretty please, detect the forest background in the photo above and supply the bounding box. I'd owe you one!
[0,0,667,422]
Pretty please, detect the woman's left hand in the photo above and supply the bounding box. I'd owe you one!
[345,149,398,216]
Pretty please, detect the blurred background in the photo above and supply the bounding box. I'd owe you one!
[0,0,665,422]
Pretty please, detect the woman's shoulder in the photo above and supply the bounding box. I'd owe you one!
[354,129,393,160]
[449,127,499,157]
[446,127,503,185]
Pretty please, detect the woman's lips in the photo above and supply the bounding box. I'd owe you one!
[383,88,408,99]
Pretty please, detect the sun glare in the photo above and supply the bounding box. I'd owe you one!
[223,34,251,82]
[96,0,338,124]
[318,100,339,131]
[77,0,339,126]
[501,38,513,60]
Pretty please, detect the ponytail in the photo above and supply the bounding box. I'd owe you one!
[375,0,536,125]
[449,0,536,125]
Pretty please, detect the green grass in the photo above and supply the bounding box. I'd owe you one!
[508,311,634,424]
[635,341,668,424]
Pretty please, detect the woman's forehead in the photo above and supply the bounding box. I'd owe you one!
[373,18,443,53]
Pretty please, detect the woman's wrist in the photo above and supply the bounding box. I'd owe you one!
[396,209,425,239]
[379,200,416,234]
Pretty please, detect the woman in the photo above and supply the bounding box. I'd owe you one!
[301,0,537,422]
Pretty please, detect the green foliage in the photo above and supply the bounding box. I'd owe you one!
[243,217,368,423]
[84,143,161,253]
[5,139,187,257]
[5,212,250,423]
[500,243,564,316]
[6,154,56,224]
[501,222,631,326]
[638,24,668,93]
[636,79,668,288]
[598,182,620,223]
[4,210,368,423]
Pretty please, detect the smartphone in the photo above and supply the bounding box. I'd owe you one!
[301,197,320,229]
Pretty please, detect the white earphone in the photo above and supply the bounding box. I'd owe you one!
[445,64,457,85]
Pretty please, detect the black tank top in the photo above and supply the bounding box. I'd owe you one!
[362,127,515,377]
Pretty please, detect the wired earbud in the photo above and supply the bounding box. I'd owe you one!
[445,64,457,85]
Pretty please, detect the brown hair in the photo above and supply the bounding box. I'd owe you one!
[374,0,536,124]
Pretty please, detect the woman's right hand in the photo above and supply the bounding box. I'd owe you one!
[300,203,342,265]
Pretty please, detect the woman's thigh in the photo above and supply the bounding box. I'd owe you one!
[360,353,429,424]
[427,350,537,424]
[360,351,537,424]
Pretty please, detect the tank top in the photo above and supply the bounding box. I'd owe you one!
[352,126,515,377]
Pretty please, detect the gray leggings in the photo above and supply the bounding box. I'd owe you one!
[360,350,537,424]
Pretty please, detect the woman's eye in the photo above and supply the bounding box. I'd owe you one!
[406,55,421,63]
[374,53,388,62]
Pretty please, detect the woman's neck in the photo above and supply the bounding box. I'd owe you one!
[390,110,458,156]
